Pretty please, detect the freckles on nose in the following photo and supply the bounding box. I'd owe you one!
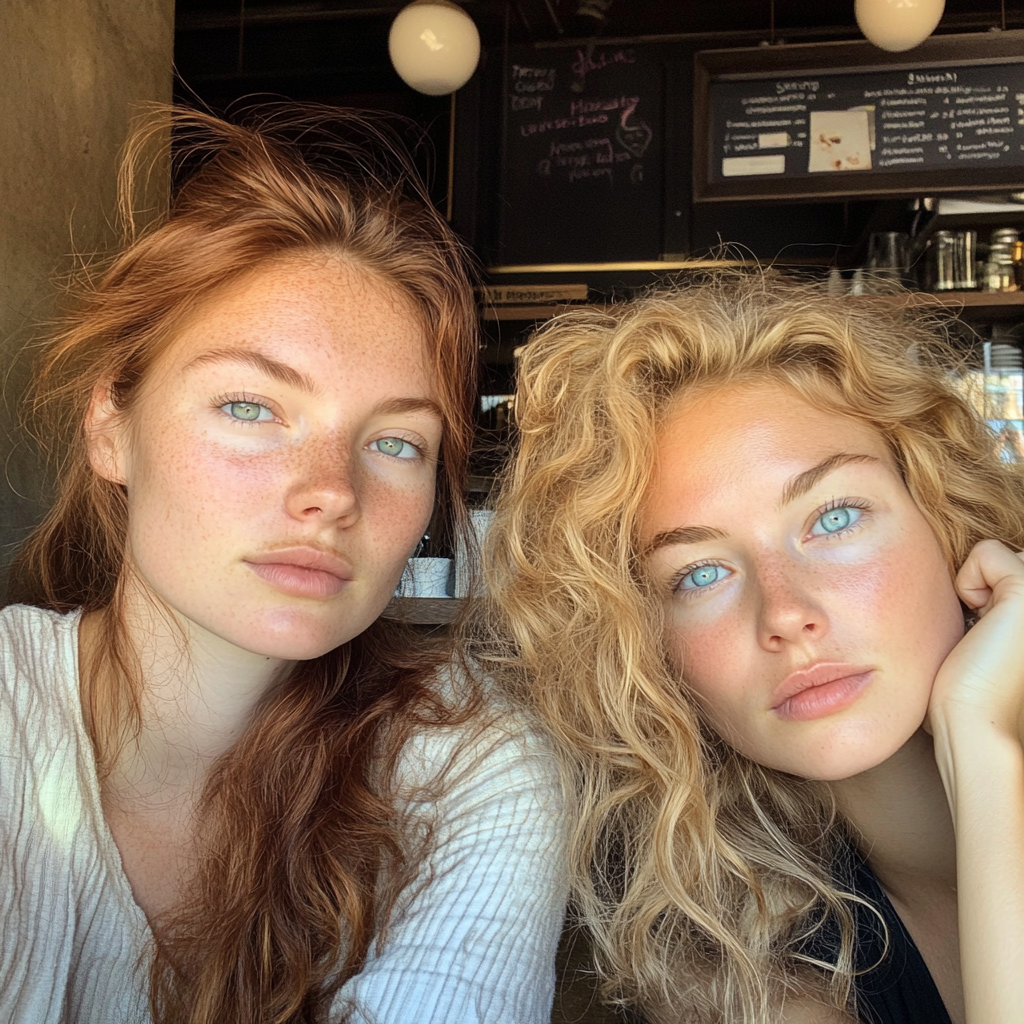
[759,572,794,607]
[756,552,820,599]
[751,560,817,624]
[291,434,353,483]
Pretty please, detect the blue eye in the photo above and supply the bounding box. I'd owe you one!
[812,506,862,536]
[679,564,731,591]
[372,437,418,459]
[222,401,273,422]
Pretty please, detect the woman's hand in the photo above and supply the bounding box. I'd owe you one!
[926,539,1024,1024]
[928,539,1024,745]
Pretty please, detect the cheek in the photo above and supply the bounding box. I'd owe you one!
[665,609,749,711]
[890,538,964,667]
[821,556,892,622]
[820,529,964,694]
[184,445,280,504]
[128,429,287,542]
[868,529,960,636]
[360,471,437,556]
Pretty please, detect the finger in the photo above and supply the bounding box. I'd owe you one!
[954,540,1024,611]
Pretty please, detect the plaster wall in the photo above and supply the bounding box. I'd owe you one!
[0,0,174,594]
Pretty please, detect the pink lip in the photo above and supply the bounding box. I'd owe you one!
[771,662,874,722]
[244,547,353,599]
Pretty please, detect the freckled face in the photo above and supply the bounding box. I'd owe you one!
[90,255,443,661]
[639,383,965,781]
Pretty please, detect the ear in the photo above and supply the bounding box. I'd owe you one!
[84,382,128,486]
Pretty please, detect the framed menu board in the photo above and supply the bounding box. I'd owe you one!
[694,30,1024,202]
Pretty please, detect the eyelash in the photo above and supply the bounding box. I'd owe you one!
[669,559,723,596]
[812,496,872,537]
[212,392,280,424]
[370,435,429,460]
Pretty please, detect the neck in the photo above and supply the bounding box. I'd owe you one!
[83,575,293,804]
[830,729,957,902]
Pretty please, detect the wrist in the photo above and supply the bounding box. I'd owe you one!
[930,698,1023,749]
[930,713,1024,817]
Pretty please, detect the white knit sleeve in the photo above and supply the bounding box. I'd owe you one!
[333,714,569,1024]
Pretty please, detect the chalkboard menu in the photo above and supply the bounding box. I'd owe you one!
[694,31,1024,202]
[498,43,665,265]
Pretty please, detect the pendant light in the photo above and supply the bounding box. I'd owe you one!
[388,0,481,96]
[855,0,945,52]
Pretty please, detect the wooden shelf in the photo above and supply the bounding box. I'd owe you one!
[380,596,464,625]
[482,303,586,321]
[480,292,1024,325]
[861,291,1024,321]
[466,475,496,495]
[875,291,1024,307]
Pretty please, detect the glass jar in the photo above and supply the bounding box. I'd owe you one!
[983,250,1017,292]
[983,227,1020,292]
[953,230,977,290]
[929,230,956,291]
[984,340,1024,463]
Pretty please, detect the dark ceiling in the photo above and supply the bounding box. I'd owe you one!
[176,0,1021,47]
[175,0,1024,108]
[172,1,1024,265]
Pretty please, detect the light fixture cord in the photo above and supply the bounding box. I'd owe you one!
[770,0,775,44]
[237,0,246,75]
[446,91,457,222]
[542,0,564,35]
[1002,0,1007,31]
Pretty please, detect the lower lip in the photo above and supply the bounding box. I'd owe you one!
[773,672,873,722]
[245,561,348,599]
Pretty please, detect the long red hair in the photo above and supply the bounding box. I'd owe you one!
[10,105,479,1023]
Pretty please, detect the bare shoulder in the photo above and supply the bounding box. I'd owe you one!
[645,992,855,1024]
[780,997,858,1024]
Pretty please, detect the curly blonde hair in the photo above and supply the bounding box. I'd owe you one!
[484,270,1024,1023]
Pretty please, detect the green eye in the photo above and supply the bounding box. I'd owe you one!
[373,437,417,459]
[222,401,272,422]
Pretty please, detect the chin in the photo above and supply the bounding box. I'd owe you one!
[239,623,356,662]
[776,726,924,783]
[242,605,384,661]
[800,762,880,784]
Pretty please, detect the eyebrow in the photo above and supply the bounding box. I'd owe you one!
[646,525,728,551]
[779,452,878,507]
[183,348,320,395]
[373,396,445,420]
[646,452,879,554]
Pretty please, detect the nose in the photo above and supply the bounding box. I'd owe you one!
[284,438,361,525]
[754,554,829,652]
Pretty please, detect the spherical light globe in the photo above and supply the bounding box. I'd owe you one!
[855,0,945,52]
[388,1,481,96]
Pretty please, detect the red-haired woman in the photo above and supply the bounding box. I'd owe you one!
[0,107,566,1024]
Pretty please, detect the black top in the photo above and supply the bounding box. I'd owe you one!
[841,851,954,1024]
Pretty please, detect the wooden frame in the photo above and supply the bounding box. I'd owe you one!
[694,30,1024,203]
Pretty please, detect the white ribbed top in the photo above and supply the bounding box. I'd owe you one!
[0,605,567,1023]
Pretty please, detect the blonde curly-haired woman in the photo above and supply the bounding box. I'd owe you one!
[486,272,1024,1024]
